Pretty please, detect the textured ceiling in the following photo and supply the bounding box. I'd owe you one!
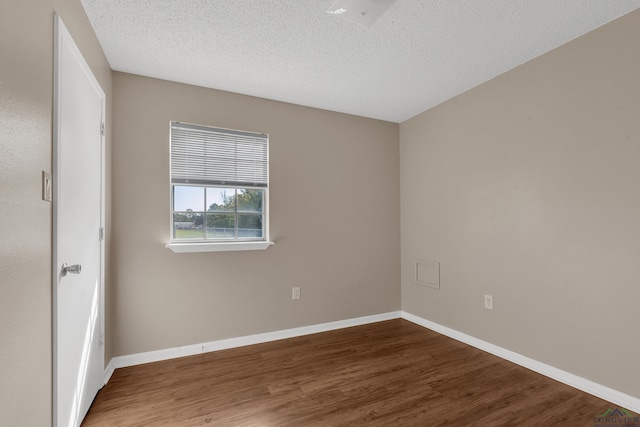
[81,0,640,123]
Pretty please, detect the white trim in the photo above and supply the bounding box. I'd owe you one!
[101,309,640,414]
[107,311,401,370]
[400,311,640,413]
[166,240,274,253]
[103,359,115,385]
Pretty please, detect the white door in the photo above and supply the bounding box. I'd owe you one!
[53,15,105,427]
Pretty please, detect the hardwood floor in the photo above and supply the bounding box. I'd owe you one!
[83,319,614,426]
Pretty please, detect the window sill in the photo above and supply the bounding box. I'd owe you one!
[165,241,274,253]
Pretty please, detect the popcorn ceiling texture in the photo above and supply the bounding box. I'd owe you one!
[81,0,640,122]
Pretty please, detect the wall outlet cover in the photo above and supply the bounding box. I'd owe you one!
[484,294,494,310]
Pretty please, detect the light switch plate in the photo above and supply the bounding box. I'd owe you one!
[42,171,52,202]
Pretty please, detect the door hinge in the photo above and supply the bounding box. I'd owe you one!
[99,227,104,241]
[99,333,104,348]
[100,122,105,136]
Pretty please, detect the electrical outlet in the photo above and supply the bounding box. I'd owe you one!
[484,294,493,310]
[292,287,301,300]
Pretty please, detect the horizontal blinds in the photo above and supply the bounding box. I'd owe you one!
[170,122,268,187]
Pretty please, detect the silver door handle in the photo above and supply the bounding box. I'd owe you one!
[61,263,81,277]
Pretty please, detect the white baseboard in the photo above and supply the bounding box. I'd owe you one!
[105,311,402,371]
[400,311,640,414]
[101,309,639,414]
[103,358,115,385]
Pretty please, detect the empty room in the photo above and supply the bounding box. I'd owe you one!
[1,0,639,426]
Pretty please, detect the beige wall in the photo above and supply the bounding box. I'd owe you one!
[0,0,111,425]
[110,72,400,356]
[3,1,638,423]
[400,10,640,398]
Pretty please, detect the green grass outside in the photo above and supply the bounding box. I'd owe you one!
[174,229,205,239]
[174,228,239,239]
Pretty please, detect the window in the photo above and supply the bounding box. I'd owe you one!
[167,122,272,252]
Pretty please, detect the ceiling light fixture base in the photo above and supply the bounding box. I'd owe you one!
[326,0,397,27]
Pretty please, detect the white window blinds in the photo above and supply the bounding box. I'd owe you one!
[170,122,269,187]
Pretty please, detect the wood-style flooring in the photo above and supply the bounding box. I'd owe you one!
[82,319,615,426]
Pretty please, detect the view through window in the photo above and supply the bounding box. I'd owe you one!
[170,122,269,242]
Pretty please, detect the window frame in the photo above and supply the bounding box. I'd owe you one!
[171,184,266,242]
[165,122,273,253]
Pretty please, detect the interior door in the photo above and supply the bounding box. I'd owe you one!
[53,15,105,427]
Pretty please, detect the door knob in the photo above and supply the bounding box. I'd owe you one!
[61,263,81,277]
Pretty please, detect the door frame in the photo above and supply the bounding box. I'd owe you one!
[52,13,106,427]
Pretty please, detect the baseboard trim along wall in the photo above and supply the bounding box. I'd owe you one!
[103,310,640,413]
[400,311,640,414]
[103,311,401,384]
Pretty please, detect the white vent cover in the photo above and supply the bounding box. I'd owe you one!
[415,260,440,289]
